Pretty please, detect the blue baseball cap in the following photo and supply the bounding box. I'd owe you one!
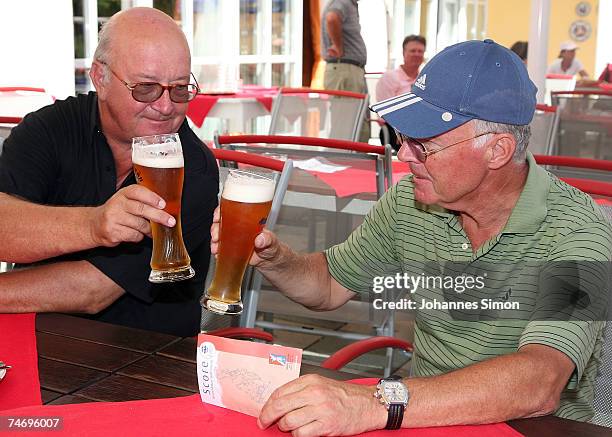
[370,39,537,139]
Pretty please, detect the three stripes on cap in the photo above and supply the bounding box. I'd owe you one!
[370,93,423,117]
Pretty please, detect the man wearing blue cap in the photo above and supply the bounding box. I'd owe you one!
[212,40,611,435]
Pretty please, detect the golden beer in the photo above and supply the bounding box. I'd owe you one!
[203,170,275,315]
[132,134,195,283]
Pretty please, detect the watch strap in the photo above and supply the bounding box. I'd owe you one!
[385,403,404,430]
[380,376,406,430]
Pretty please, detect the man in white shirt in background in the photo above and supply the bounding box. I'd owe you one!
[375,35,426,151]
[376,35,427,102]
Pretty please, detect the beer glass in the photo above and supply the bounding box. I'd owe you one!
[132,133,195,283]
[202,170,275,315]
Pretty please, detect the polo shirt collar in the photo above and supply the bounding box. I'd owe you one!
[501,152,549,233]
[419,153,549,233]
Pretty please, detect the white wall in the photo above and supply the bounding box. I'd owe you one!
[359,0,389,73]
[0,0,75,99]
[595,0,612,79]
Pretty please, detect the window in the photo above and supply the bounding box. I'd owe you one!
[466,0,487,41]
[193,0,301,88]
[384,0,488,70]
[74,0,302,93]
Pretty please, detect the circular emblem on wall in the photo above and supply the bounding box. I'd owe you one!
[569,20,591,42]
[575,2,591,17]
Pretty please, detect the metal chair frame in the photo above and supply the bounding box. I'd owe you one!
[549,90,612,161]
[268,87,369,142]
[214,134,393,198]
[533,155,612,198]
[530,103,560,156]
[213,135,400,374]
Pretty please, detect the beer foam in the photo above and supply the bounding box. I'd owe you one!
[132,143,184,168]
[222,173,275,203]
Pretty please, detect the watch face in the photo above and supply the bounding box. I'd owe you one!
[382,381,408,404]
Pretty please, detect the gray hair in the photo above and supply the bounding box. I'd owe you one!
[472,119,531,162]
[92,18,117,83]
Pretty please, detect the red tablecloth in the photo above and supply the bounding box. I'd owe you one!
[0,315,521,436]
[0,380,522,437]
[0,313,41,411]
[187,86,278,127]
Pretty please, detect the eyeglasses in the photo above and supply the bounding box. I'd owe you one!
[102,63,200,103]
[395,130,496,162]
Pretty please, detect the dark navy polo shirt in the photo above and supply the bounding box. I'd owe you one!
[0,92,219,336]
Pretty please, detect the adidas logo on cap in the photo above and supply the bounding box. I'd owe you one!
[414,74,427,90]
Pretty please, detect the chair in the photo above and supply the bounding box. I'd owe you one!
[544,74,576,105]
[0,87,54,119]
[591,205,612,428]
[0,87,52,152]
[0,116,22,153]
[365,72,387,145]
[0,116,22,124]
[215,134,393,256]
[529,104,559,156]
[215,134,392,197]
[204,327,273,343]
[533,155,612,200]
[200,148,293,335]
[321,336,413,375]
[213,135,402,374]
[549,90,612,161]
[268,88,369,141]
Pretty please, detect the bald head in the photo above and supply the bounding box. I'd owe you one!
[94,7,190,72]
[89,7,194,145]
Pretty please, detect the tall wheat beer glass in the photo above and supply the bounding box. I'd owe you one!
[132,133,195,283]
[202,170,275,315]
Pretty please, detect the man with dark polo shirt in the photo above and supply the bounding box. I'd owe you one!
[0,8,218,336]
[211,40,611,435]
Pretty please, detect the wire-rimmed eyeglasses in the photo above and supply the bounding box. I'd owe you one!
[102,62,200,103]
[396,130,496,162]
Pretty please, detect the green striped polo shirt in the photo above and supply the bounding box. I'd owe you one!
[326,153,612,421]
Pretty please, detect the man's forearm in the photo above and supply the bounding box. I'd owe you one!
[401,345,573,427]
[0,193,97,263]
[0,261,124,314]
[326,12,343,54]
[256,244,351,311]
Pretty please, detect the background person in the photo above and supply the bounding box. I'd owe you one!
[213,39,611,436]
[0,8,219,336]
[376,34,426,151]
[510,40,528,64]
[547,41,589,79]
[321,0,370,142]
[376,35,427,102]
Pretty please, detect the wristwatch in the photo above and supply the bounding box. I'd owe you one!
[374,375,409,430]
